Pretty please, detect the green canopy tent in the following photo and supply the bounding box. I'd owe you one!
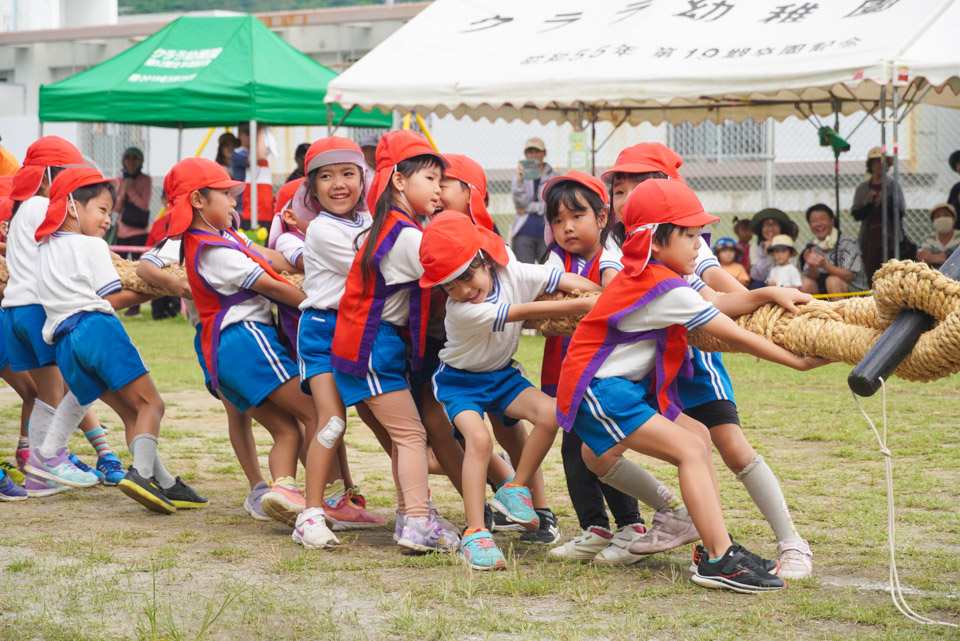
[39,14,391,224]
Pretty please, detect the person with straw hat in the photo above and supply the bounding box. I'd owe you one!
[851,146,910,276]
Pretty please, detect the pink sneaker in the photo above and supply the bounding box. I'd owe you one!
[627,510,700,555]
[261,477,305,528]
[324,495,386,531]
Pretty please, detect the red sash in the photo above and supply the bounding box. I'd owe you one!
[184,228,300,389]
[330,208,430,377]
[555,262,692,431]
[541,247,602,397]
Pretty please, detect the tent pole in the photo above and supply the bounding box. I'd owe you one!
[177,123,183,161]
[880,86,888,265]
[763,118,774,209]
[39,121,44,137]
[834,110,840,227]
[892,86,900,260]
[590,120,596,175]
[250,119,258,229]
[327,105,333,137]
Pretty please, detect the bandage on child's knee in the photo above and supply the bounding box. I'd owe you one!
[316,416,346,449]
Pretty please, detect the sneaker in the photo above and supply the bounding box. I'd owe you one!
[25,447,101,488]
[15,445,29,473]
[260,477,305,528]
[489,483,538,531]
[292,507,339,549]
[0,460,25,485]
[243,481,271,521]
[118,467,176,514]
[520,508,560,544]
[428,499,457,534]
[161,477,208,509]
[628,510,700,555]
[776,538,813,579]
[67,453,105,484]
[483,502,494,532]
[594,524,649,566]
[24,472,70,498]
[393,510,405,543]
[691,544,785,593]
[0,471,27,501]
[324,495,386,531]
[347,486,367,510]
[491,509,524,533]
[460,529,507,570]
[398,515,459,553]
[688,540,778,574]
[549,526,614,561]
[96,453,125,486]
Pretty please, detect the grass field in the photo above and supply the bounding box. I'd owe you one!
[0,311,957,640]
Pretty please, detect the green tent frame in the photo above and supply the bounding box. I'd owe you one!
[39,14,392,129]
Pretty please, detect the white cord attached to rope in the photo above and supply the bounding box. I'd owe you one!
[851,377,958,629]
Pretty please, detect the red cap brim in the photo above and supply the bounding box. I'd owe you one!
[671,211,720,228]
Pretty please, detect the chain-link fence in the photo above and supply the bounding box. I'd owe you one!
[77,104,960,260]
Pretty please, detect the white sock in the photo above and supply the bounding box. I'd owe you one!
[39,392,91,458]
[130,433,158,479]
[599,457,688,517]
[27,400,56,455]
[736,455,801,543]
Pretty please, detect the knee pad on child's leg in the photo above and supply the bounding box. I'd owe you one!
[316,416,346,449]
[735,454,763,482]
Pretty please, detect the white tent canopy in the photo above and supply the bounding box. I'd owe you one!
[326,0,960,126]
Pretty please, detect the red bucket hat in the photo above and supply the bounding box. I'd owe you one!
[620,179,718,276]
[541,170,609,245]
[419,210,508,288]
[0,137,85,223]
[35,166,118,242]
[163,158,244,238]
[601,142,684,184]
[442,154,495,233]
[367,130,447,213]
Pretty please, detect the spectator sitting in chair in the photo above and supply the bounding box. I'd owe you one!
[800,203,869,296]
[916,203,960,269]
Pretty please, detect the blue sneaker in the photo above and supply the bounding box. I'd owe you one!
[460,529,506,571]
[25,448,101,488]
[68,453,105,483]
[490,482,538,532]
[0,470,27,501]
[96,453,125,486]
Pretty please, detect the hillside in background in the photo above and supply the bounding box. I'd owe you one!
[119,0,422,15]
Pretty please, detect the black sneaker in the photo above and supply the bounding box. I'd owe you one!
[520,508,561,544]
[691,543,785,593]
[484,501,494,532]
[730,538,778,575]
[118,467,176,515]
[492,509,525,533]
[161,477,208,509]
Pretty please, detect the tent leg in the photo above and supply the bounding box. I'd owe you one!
[177,123,183,161]
[892,86,901,260]
[834,112,840,227]
[762,118,775,208]
[590,120,596,175]
[327,105,333,137]
[880,86,888,264]
[39,121,44,137]
[250,119,258,229]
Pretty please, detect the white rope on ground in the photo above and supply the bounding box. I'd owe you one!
[851,378,959,629]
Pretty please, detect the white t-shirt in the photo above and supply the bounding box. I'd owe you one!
[195,235,274,329]
[38,232,121,344]
[379,226,424,326]
[694,234,721,279]
[440,260,562,372]
[3,196,48,308]
[141,239,199,326]
[275,232,305,269]
[768,263,802,288]
[300,211,371,312]
[595,286,719,382]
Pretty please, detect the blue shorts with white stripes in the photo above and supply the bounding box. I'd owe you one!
[297,307,337,394]
[432,360,533,427]
[572,377,659,457]
[333,322,410,407]
[677,347,736,410]
[216,321,298,412]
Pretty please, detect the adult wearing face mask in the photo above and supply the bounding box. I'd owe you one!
[799,203,868,295]
[916,203,960,269]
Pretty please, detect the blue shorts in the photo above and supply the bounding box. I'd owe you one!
[3,304,57,371]
[192,324,211,384]
[677,348,736,410]
[297,307,337,394]
[333,322,410,407]
[432,360,533,427]
[572,377,658,457]
[0,309,8,371]
[54,312,149,406]
[215,321,297,413]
